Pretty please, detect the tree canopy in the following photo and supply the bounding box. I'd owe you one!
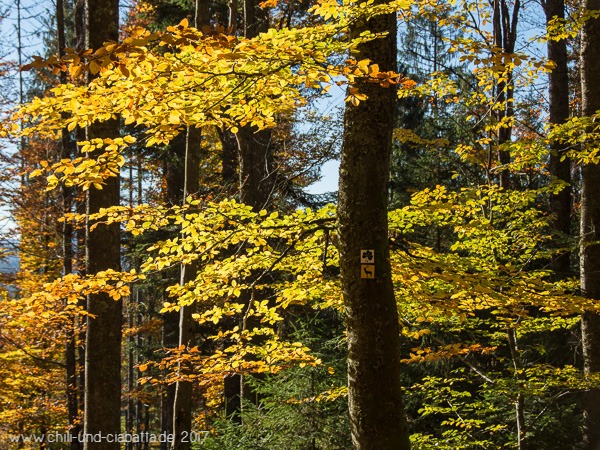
[1,0,600,448]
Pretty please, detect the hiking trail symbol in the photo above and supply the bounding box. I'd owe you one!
[361,265,375,279]
[360,249,374,264]
[360,250,375,279]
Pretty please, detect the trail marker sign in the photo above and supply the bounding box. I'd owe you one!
[360,250,375,279]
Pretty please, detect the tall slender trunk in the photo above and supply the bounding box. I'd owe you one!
[580,0,600,447]
[228,0,238,30]
[126,154,137,450]
[135,290,145,450]
[171,127,201,450]
[73,0,87,420]
[126,299,135,450]
[57,0,81,446]
[544,0,571,277]
[237,0,274,210]
[82,0,122,448]
[161,131,188,447]
[169,5,210,450]
[337,1,410,448]
[220,0,275,421]
[17,0,26,186]
[507,328,527,450]
[217,127,238,194]
[161,290,178,449]
[492,0,520,189]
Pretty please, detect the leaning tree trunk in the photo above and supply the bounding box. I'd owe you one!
[337,1,411,448]
[83,0,122,448]
[580,0,600,446]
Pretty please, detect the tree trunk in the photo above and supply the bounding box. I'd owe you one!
[77,226,87,422]
[161,272,178,449]
[508,328,527,450]
[57,0,82,447]
[220,0,275,421]
[161,286,178,449]
[228,0,238,30]
[83,0,122,448]
[237,0,274,210]
[169,6,209,450]
[74,0,85,54]
[73,1,87,422]
[580,0,600,447]
[243,0,268,38]
[170,127,202,450]
[492,0,519,189]
[544,0,571,277]
[217,127,238,192]
[236,127,275,209]
[337,2,410,448]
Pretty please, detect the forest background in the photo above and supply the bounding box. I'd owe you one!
[1,0,600,448]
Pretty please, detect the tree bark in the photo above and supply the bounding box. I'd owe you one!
[169,6,209,450]
[228,0,238,30]
[580,0,600,447]
[236,127,275,209]
[57,0,82,447]
[83,0,121,448]
[544,0,571,278]
[74,0,85,54]
[161,284,178,449]
[217,127,238,192]
[170,127,201,450]
[221,0,275,421]
[73,1,87,422]
[243,0,268,38]
[507,328,527,450]
[237,0,275,211]
[492,0,519,189]
[161,270,178,449]
[337,2,411,448]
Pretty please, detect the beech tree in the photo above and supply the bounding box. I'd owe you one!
[171,2,209,448]
[7,0,600,448]
[337,0,411,447]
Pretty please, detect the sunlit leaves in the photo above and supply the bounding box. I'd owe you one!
[63,198,338,390]
[9,2,417,166]
[29,137,134,190]
[402,343,497,364]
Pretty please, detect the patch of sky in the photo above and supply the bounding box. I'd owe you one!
[299,78,346,196]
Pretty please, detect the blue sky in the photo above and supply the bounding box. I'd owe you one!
[306,159,340,194]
